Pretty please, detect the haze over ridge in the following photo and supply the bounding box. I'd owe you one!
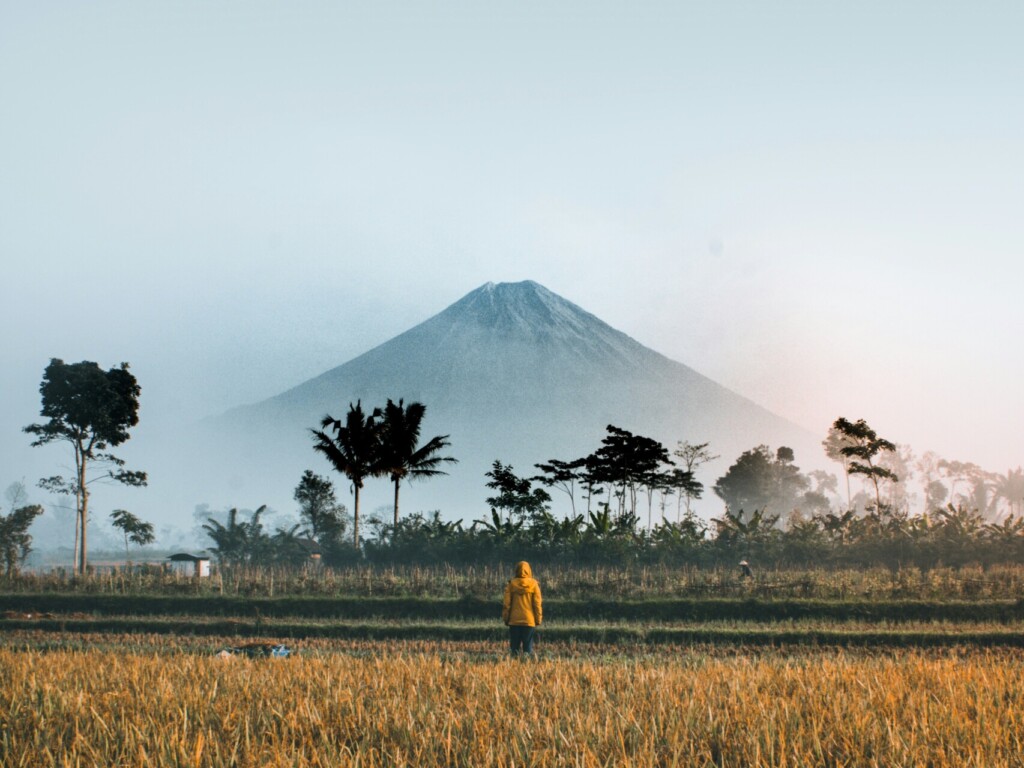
[198,280,817,524]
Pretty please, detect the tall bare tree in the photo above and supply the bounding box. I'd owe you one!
[24,359,147,574]
[831,417,897,513]
[672,441,717,516]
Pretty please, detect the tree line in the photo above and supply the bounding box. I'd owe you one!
[10,358,1024,575]
[201,418,1024,570]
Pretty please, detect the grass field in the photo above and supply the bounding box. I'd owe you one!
[9,562,1024,600]
[2,642,1023,766]
[3,565,1024,765]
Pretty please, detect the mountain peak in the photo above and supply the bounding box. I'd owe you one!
[445,280,617,343]
[207,279,815,521]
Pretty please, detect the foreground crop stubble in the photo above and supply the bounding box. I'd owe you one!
[2,646,1023,767]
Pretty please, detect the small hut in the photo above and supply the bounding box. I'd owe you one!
[168,552,211,578]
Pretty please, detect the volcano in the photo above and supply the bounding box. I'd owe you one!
[199,281,816,522]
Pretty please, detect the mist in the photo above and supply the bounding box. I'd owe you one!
[2,4,1023,554]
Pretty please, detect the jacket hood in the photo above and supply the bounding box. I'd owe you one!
[509,561,538,596]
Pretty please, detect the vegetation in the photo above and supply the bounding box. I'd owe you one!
[201,506,333,569]
[12,355,1024,764]
[312,399,455,548]
[292,470,351,565]
[311,401,380,549]
[109,509,155,563]
[0,505,42,577]
[23,358,147,574]
[7,562,1024,602]
[319,498,1024,570]
[832,416,898,511]
[377,398,457,527]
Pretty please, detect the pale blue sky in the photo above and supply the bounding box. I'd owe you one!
[2,2,1022,512]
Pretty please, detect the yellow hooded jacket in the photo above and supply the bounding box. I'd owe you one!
[502,561,542,627]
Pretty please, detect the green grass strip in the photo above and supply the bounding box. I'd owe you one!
[4,616,1024,648]
[5,593,1024,623]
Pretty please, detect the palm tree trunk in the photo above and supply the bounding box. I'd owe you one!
[393,479,400,528]
[353,486,360,549]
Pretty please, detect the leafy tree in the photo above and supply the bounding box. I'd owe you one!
[965,468,1000,519]
[484,461,551,522]
[923,479,949,512]
[533,458,587,516]
[807,470,840,506]
[876,444,915,515]
[661,468,701,522]
[311,401,380,549]
[672,441,717,515]
[937,459,979,505]
[822,425,857,507]
[831,417,897,512]
[586,426,672,519]
[0,503,43,576]
[772,447,813,514]
[293,470,349,547]
[376,399,456,527]
[713,445,811,518]
[23,359,147,574]
[714,447,773,513]
[109,509,155,563]
[916,451,947,512]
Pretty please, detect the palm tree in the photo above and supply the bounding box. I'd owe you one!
[994,468,1024,518]
[202,506,268,566]
[311,401,381,548]
[376,399,457,527]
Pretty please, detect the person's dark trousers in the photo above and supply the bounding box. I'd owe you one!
[509,625,536,656]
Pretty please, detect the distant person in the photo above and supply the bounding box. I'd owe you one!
[739,559,753,579]
[502,560,543,657]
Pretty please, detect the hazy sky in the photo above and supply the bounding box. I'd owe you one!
[2,2,1022,516]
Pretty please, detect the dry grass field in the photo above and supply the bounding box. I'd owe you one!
[5,565,1024,765]
[2,642,1023,767]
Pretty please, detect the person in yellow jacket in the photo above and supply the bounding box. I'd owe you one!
[502,560,542,656]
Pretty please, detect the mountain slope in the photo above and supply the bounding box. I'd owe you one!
[202,281,818,521]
